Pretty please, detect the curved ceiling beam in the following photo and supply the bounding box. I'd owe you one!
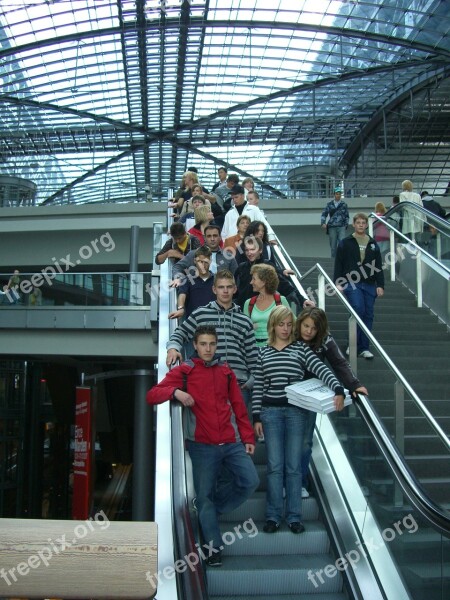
[25,61,450,204]
[1,19,450,62]
[170,58,449,135]
[0,94,145,133]
[41,147,141,205]
[2,56,444,147]
[340,65,450,173]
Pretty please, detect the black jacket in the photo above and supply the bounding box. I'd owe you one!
[305,335,362,394]
[334,234,384,289]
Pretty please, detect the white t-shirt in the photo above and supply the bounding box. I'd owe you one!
[221,203,275,241]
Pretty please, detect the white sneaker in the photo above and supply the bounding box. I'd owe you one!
[359,350,374,359]
[345,347,350,356]
[301,487,310,498]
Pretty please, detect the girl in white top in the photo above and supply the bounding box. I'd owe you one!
[399,179,423,237]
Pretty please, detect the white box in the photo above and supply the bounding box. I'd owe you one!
[285,378,352,414]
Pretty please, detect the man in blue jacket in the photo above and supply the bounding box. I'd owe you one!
[321,187,349,258]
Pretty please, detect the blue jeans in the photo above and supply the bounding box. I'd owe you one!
[301,409,317,488]
[328,226,347,258]
[261,405,307,525]
[239,384,252,410]
[186,441,259,550]
[344,282,377,353]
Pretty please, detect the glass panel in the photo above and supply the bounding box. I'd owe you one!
[1,1,450,203]
[317,406,449,600]
[0,272,151,307]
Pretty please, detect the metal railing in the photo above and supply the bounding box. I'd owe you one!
[367,202,450,327]
[283,255,450,455]
[152,208,208,600]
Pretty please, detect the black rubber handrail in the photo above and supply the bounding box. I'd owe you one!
[355,393,450,536]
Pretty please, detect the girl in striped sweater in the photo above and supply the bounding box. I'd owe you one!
[252,306,345,534]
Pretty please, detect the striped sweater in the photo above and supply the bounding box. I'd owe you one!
[167,301,258,384]
[252,341,344,420]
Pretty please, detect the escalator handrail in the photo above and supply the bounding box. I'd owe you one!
[171,401,209,599]
[299,260,450,453]
[384,200,450,233]
[154,205,208,600]
[354,392,450,536]
[369,207,450,276]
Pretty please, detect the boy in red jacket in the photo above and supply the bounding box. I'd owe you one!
[147,325,259,567]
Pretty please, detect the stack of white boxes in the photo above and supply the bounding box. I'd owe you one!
[286,378,352,413]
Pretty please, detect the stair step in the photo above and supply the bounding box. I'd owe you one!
[207,554,344,596]
[353,454,450,479]
[212,595,348,600]
[343,414,450,436]
[367,477,450,504]
[402,561,450,598]
[221,492,319,523]
[371,399,450,418]
[218,520,329,556]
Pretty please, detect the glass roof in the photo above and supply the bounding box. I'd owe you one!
[0,0,449,204]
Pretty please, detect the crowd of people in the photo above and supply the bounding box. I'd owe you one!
[148,168,379,568]
[149,172,447,568]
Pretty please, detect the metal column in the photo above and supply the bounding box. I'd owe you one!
[132,368,154,520]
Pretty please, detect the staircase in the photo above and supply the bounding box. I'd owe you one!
[206,442,349,599]
[293,256,450,508]
[292,256,450,599]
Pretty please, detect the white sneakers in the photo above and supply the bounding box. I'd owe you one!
[301,487,310,499]
[347,347,374,359]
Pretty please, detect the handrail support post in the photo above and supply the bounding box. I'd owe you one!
[348,315,358,375]
[394,380,405,508]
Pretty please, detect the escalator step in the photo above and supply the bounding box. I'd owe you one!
[211,594,348,600]
[218,520,329,556]
[207,553,343,596]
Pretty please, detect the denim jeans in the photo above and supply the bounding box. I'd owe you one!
[301,409,317,488]
[344,282,377,353]
[186,440,259,550]
[328,226,347,258]
[261,405,307,525]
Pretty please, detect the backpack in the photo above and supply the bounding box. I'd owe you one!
[248,292,282,317]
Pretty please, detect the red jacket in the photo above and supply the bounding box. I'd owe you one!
[146,357,255,445]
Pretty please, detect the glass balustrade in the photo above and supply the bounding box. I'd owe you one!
[372,203,450,326]
[0,272,153,307]
[317,405,449,600]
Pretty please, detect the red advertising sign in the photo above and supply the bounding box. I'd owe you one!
[72,386,93,519]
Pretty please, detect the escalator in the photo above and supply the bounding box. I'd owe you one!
[151,213,450,600]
